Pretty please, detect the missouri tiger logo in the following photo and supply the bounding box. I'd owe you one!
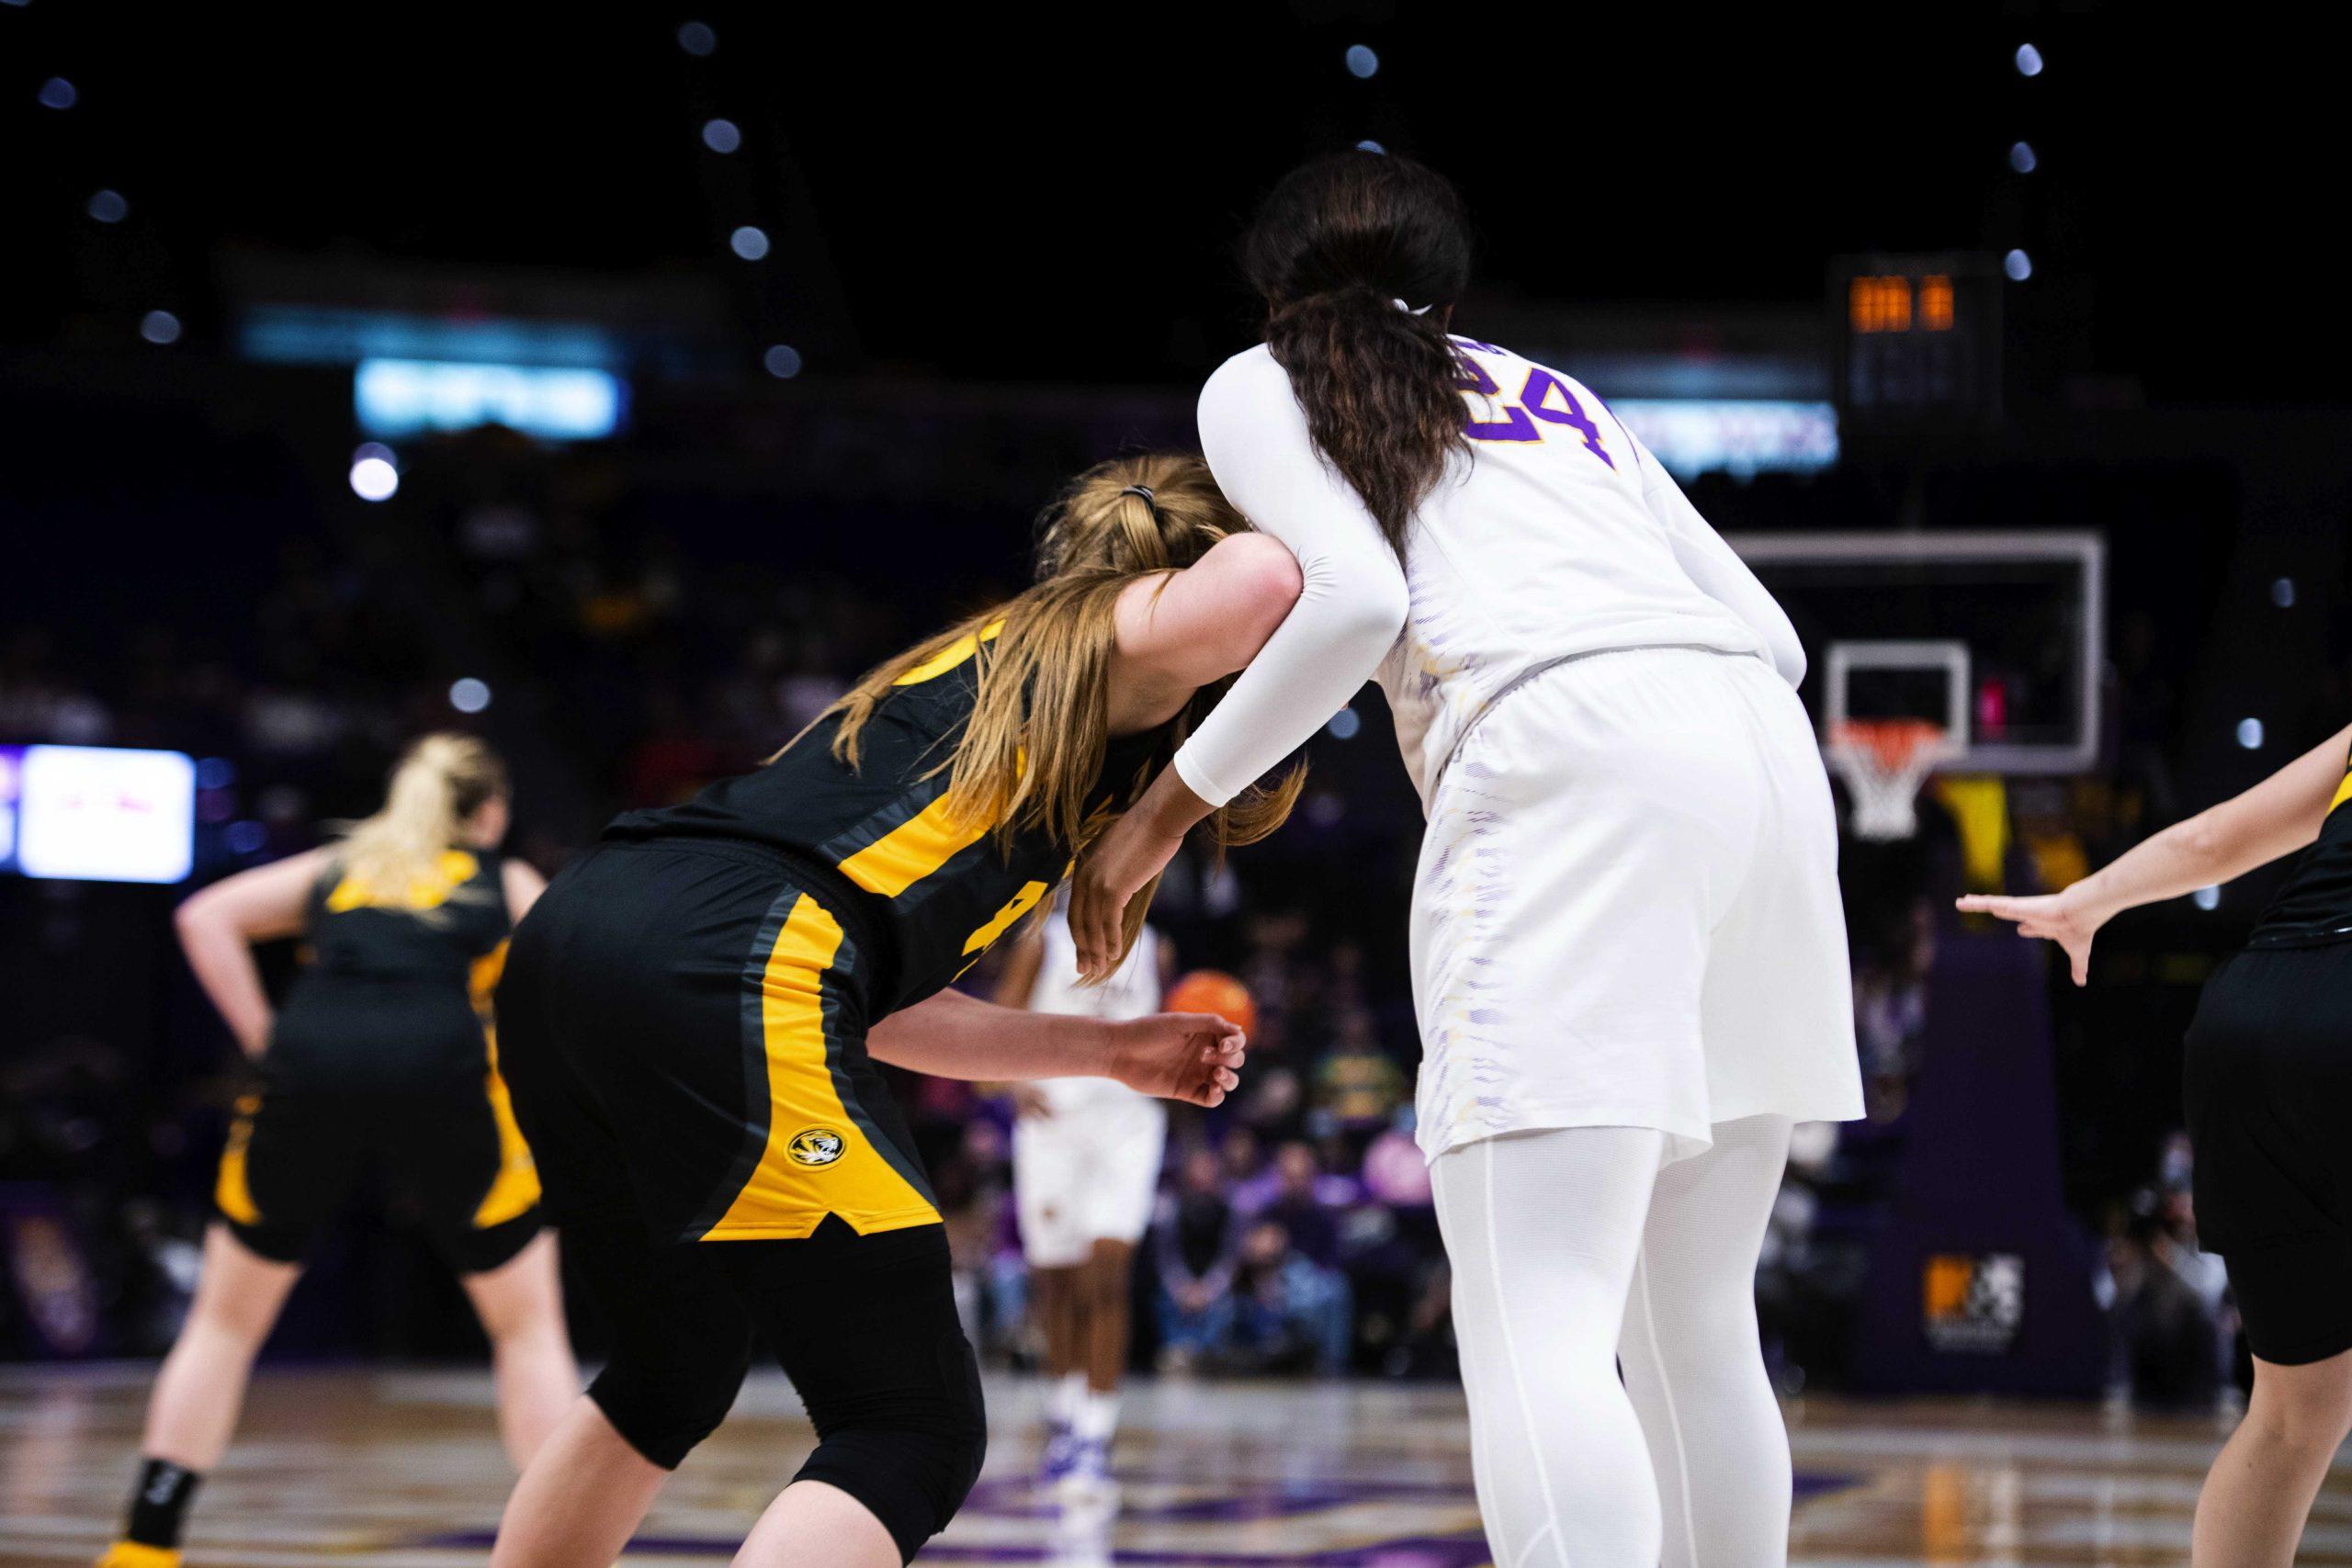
[787,1127,847,1168]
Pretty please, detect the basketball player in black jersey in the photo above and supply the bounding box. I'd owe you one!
[1963,721,2352,1567]
[486,454,1306,1568]
[100,736,575,1568]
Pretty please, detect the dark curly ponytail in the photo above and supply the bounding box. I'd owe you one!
[1241,151,1473,558]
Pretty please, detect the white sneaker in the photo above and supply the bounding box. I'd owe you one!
[1057,1434,1118,1505]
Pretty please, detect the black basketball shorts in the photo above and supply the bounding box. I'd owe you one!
[2184,941,2352,1365]
[213,1073,542,1274]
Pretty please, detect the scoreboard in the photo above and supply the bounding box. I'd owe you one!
[0,745,194,884]
[1829,254,2003,427]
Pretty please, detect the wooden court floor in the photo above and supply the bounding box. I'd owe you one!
[4,1365,2349,1565]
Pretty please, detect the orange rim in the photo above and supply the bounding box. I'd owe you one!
[1830,718,1949,773]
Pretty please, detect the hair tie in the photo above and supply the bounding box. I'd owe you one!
[1120,484,1157,508]
[1391,298,1434,317]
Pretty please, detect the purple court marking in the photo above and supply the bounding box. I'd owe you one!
[961,1474,1485,1523]
[420,1472,1857,1561]
[424,1534,1497,1565]
[918,1538,1494,1565]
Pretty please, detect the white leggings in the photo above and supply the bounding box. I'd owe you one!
[1431,1115,1793,1568]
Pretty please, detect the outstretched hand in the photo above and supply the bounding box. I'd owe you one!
[1954,886,2110,986]
[1104,1012,1248,1109]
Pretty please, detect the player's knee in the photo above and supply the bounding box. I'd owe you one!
[586,1338,752,1470]
[1641,1291,1759,1369]
[2254,1356,2352,1452]
[1081,1263,1124,1314]
[807,1422,989,1562]
[193,1247,299,1346]
[797,1354,989,1561]
[189,1298,278,1354]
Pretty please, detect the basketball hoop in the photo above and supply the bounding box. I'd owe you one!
[1827,719,1957,840]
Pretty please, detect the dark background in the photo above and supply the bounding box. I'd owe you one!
[2,3,2344,1391]
[6,6,2344,396]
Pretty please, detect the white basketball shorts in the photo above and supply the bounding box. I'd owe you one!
[1410,646,1864,1164]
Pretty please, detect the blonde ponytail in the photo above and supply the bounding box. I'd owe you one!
[817,455,1306,955]
[334,734,509,909]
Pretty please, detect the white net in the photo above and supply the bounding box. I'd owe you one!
[1827,720,1957,840]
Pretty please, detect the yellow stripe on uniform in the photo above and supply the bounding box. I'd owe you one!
[836,791,996,897]
[891,619,1003,686]
[2331,768,2352,816]
[466,938,540,1227]
[949,878,1050,985]
[470,939,509,1018]
[325,849,480,912]
[702,896,939,1240]
[473,1039,542,1228]
[214,1094,263,1225]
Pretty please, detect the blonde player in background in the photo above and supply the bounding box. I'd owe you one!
[101,737,572,1568]
[994,897,1175,1497]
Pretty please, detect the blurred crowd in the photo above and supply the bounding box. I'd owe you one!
[0,412,2298,1412]
[2099,1133,2236,1411]
[923,919,1450,1382]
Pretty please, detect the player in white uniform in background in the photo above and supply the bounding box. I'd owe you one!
[1073,152,1864,1567]
[994,900,1172,1496]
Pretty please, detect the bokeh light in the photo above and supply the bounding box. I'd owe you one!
[349,448,400,502]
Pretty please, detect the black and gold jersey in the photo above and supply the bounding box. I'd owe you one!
[605,623,1164,1014]
[266,848,513,1087]
[2249,744,2352,947]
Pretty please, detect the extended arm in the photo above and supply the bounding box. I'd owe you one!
[982,924,1051,1114]
[1171,348,1410,803]
[1069,350,1409,976]
[174,847,331,1058]
[989,924,1046,1010]
[1105,530,1305,736]
[1635,437,1806,687]
[865,987,1247,1108]
[1959,723,2352,982]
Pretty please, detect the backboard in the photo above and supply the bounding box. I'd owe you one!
[1725,531,2106,777]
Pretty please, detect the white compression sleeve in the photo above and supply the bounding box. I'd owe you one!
[1618,1114,1797,1568]
[1431,1125,1669,1568]
[1635,438,1808,688]
[1171,349,1409,807]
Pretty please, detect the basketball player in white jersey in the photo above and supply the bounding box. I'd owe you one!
[1072,152,1864,1566]
[994,899,1173,1496]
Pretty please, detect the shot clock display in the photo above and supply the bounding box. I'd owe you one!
[1830,254,2003,427]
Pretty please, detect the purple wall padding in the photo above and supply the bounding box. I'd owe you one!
[1849,931,2106,1396]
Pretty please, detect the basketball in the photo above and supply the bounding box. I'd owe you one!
[1164,968,1257,1040]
